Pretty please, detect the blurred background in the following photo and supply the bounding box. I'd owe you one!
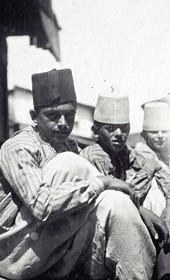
[1,0,170,147]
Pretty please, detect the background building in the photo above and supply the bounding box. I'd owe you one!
[0,0,60,144]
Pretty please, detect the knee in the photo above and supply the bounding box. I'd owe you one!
[99,190,135,209]
[98,190,141,223]
[43,151,100,183]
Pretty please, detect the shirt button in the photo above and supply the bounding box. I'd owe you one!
[30,232,38,241]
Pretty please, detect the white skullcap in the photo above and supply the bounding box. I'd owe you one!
[143,101,170,131]
[94,91,129,124]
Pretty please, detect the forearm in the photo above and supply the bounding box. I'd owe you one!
[155,169,170,200]
[48,177,104,222]
[138,206,146,217]
[1,148,105,222]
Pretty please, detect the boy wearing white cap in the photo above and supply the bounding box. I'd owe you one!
[137,101,170,165]
[81,92,170,279]
[81,93,168,196]
[0,70,167,280]
[135,101,170,280]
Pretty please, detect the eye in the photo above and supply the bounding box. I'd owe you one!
[107,126,114,132]
[120,124,130,133]
[65,112,75,119]
[46,112,60,121]
[101,125,114,132]
[121,127,128,133]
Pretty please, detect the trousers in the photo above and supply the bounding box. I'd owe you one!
[0,152,156,280]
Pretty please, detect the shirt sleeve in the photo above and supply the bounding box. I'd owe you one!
[130,147,170,201]
[0,136,105,223]
[80,145,113,175]
[154,169,170,200]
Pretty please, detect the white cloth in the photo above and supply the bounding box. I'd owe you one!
[143,178,166,216]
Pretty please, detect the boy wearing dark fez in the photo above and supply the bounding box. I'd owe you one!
[0,70,167,280]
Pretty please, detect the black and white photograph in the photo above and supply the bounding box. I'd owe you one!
[0,1,170,279]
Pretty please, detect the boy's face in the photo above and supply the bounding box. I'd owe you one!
[34,102,76,143]
[142,130,169,152]
[98,123,130,153]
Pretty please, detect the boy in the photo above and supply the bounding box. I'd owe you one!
[81,91,170,280]
[135,101,170,280]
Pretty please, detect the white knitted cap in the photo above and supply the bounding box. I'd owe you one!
[143,101,170,131]
[94,92,129,124]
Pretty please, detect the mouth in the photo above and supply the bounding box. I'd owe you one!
[53,131,68,136]
[111,141,124,147]
[155,140,165,146]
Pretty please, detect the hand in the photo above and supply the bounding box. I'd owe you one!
[139,206,169,252]
[161,205,170,225]
[130,170,152,205]
[98,175,139,207]
[160,203,170,253]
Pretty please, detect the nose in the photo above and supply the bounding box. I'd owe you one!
[157,131,163,138]
[58,115,68,130]
[115,128,123,137]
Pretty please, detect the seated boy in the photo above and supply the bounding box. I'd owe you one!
[135,101,170,280]
[81,91,170,280]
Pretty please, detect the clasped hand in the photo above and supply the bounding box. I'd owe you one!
[98,175,139,208]
[98,175,169,252]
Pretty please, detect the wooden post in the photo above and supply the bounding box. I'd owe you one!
[0,36,8,145]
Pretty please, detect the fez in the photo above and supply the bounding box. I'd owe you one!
[94,92,129,124]
[32,69,77,108]
[143,101,170,131]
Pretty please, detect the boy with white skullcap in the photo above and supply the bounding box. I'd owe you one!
[81,91,159,184]
[135,101,170,280]
[81,90,170,279]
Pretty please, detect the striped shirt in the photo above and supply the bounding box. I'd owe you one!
[80,143,136,180]
[0,126,104,227]
[134,143,170,200]
[81,143,170,204]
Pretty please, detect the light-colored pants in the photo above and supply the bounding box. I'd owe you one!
[142,177,170,279]
[43,152,156,280]
[143,177,166,216]
[0,152,156,280]
[84,190,156,280]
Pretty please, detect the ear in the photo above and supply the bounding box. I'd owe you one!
[141,131,145,139]
[141,131,147,143]
[30,109,38,124]
[127,124,130,134]
[91,125,99,139]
